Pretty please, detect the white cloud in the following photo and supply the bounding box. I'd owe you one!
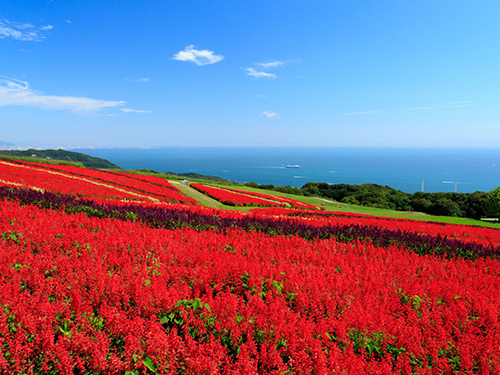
[14,23,35,30]
[343,110,383,116]
[0,76,126,113]
[443,101,473,106]
[172,45,224,66]
[344,101,475,116]
[0,20,53,41]
[120,108,154,113]
[262,111,280,119]
[255,61,284,69]
[244,61,284,79]
[124,78,150,82]
[244,68,276,79]
[407,101,474,110]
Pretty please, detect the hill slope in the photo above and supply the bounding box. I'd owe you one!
[0,149,121,169]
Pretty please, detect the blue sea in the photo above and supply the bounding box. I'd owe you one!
[79,147,500,194]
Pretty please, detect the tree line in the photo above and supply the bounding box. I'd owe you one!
[244,181,500,220]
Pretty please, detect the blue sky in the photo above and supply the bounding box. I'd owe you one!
[1,1,500,148]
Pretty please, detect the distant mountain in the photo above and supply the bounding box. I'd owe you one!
[0,149,122,169]
[0,141,14,146]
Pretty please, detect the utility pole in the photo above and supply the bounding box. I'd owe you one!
[443,180,460,193]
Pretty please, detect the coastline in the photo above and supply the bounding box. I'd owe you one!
[78,147,500,194]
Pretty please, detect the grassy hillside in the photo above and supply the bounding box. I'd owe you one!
[194,180,500,228]
[2,153,497,228]
[0,149,122,169]
[112,168,500,227]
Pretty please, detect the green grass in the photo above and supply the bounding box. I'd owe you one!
[191,180,500,228]
[118,170,500,228]
[169,181,226,209]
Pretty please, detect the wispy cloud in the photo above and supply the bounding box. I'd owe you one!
[407,101,474,111]
[255,61,284,69]
[262,111,280,119]
[0,76,126,114]
[344,101,475,116]
[172,45,224,66]
[120,108,154,113]
[0,20,53,41]
[124,78,150,82]
[343,110,383,116]
[244,68,276,79]
[243,61,285,79]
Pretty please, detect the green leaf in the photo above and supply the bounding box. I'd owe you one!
[142,356,156,372]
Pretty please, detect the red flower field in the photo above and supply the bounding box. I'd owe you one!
[0,159,196,204]
[0,160,500,374]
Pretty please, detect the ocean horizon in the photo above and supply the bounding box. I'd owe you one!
[79,147,500,194]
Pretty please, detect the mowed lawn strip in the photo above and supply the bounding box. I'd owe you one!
[168,180,225,209]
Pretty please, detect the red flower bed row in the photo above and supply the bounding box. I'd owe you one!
[190,183,286,208]
[0,160,152,202]
[2,199,500,373]
[13,160,196,204]
[88,196,253,220]
[222,187,323,210]
[251,207,500,249]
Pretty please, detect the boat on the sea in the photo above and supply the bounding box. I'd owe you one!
[286,165,300,169]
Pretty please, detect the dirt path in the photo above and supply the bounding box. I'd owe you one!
[316,197,338,204]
